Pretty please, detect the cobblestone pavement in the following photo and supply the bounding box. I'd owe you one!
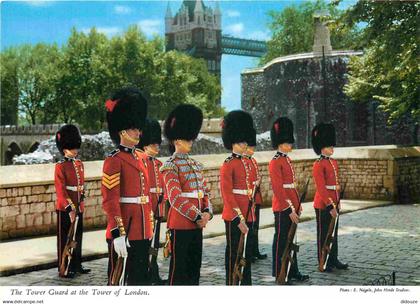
[1,205,419,286]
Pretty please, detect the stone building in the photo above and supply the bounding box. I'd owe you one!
[241,18,418,148]
[165,0,222,96]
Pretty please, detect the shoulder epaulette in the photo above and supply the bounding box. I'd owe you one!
[160,157,178,173]
[108,149,120,157]
[57,159,65,164]
[224,155,234,163]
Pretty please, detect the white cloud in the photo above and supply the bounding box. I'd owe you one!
[225,23,244,36]
[81,27,122,37]
[114,5,132,15]
[226,10,240,18]
[24,1,53,7]
[247,30,270,41]
[138,19,162,36]
[97,27,121,36]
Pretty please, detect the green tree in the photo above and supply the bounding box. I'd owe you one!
[261,0,363,64]
[1,26,222,129]
[343,1,419,142]
[53,28,111,130]
[15,44,60,125]
[0,49,19,125]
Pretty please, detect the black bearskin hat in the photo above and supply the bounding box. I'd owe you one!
[138,118,162,149]
[222,110,255,150]
[247,128,257,147]
[163,104,203,142]
[270,117,295,149]
[55,124,82,155]
[311,123,336,155]
[105,87,148,144]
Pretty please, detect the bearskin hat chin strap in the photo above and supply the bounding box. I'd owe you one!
[175,140,192,153]
[145,145,159,157]
[120,130,140,146]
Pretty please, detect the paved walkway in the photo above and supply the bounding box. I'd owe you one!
[2,202,419,286]
[0,200,391,275]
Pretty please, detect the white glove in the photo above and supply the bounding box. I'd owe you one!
[113,236,128,258]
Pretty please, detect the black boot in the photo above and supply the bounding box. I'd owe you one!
[290,272,309,282]
[60,270,75,278]
[332,259,348,270]
[76,265,91,274]
[152,276,168,285]
[255,253,267,260]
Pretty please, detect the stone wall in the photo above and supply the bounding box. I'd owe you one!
[1,119,225,165]
[1,146,419,240]
[241,51,419,148]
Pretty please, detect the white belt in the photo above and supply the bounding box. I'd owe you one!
[283,183,295,189]
[232,189,252,196]
[150,187,163,194]
[120,196,149,204]
[66,185,84,192]
[326,185,338,190]
[179,190,205,199]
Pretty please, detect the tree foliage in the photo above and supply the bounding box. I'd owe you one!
[1,26,223,129]
[343,1,419,125]
[1,49,19,125]
[261,0,363,64]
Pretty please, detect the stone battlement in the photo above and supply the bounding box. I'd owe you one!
[0,119,222,136]
[0,124,63,135]
[0,145,419,240]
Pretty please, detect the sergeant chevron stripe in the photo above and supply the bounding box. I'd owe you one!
[102,172,120,189]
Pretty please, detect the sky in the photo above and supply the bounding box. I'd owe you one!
[1,0,356,111]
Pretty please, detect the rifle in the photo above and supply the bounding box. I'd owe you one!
[232,183,257,285]
[59,184,85,278]
[110,217,132,285]
[59,211,79,277]
[276,179,310,285]
[319,183,347,272]
[149,194,164,285]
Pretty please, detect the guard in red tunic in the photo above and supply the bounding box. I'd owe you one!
[244,128,267,262]
[269,117,308,282]
[220,110,255,285]
[312,123,348,272]
[102,87,153,285]
[55,124,91,278]
[138,118,166,285]
[161,104,213,285]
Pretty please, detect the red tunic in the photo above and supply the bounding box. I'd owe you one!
[160,153,212,230]
[54,157,85,213]
[269,151,300,212]
[101,146,153,241]
[313,155,340,209]
[141,154,166,218]
[244,155,263,205]
[220,153,256,222]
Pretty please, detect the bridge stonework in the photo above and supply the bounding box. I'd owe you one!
[0,124,63,165]
[0,146,418,240]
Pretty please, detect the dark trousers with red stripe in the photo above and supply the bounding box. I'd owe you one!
[168,228,203,285]
[107,239,151,285]
[272,210,301,277]
[315,208,339,267]
[252,204,262,256]
[57,210,83,273]
[225,218,254,285]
